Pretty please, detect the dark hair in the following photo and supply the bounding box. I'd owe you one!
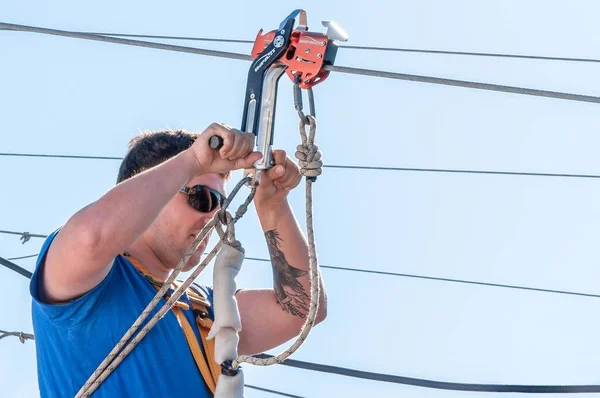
[117,129,230,184]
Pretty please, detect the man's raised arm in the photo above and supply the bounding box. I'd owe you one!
[237,151,327,355]
[41,125,259,303]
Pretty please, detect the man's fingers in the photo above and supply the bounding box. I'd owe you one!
[264,164,286,182]
[279,166,301,189]
[235,152,263,170]
[272,150,287,165]
[223,129,254,160]
[206,123,234,157]
[265,150,288,181]
[227,130,245,160]
[237,132,255,160]
[279,171,302,190]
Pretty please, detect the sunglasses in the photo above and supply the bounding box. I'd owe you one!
[179,185,226,213]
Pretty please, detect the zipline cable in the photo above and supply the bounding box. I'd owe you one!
[3,28,599,64]
[3,241,600,300]
[3,152,600,180]
[327,64,600,103]
[2,22,600,104]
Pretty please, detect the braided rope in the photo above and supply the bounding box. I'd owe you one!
[76,178,254,398]
[232,115,322,369]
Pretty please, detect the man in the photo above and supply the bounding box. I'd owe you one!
[29,123,327,397]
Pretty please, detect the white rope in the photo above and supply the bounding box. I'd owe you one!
[231,115,322,370]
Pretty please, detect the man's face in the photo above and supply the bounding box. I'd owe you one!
[147,173,226,271]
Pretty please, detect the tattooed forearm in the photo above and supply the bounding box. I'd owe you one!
[265,229,310,318]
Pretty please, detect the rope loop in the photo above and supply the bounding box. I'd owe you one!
[215,209,236,244]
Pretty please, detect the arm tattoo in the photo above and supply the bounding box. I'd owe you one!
[265,229,309,318]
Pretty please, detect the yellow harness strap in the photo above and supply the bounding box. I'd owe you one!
[172,307,217,393]
[173,280,222,389]
[124,255,220,392]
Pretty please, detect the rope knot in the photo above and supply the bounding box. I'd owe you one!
[296,115,322,180]
[295,143,323,178]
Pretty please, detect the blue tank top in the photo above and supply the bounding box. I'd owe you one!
[29,229,215,397]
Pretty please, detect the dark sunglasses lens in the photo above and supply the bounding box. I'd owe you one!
[188,186,220,212]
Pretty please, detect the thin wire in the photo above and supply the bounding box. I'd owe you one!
[0,153,122,161]
[2,22,599,104]
[254,354,600,393]
[9,28,599,64]
[3,229,600,300]
[245,385,304,398]
[323,164,600,179]
[243,257,600,299]
[3,152,600,180]
[7,254,38,261]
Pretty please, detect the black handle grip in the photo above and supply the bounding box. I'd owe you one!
[209,135,223,150]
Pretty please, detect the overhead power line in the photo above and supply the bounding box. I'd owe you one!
[2,22,600,104]
[3,152,600,180]
[243,257,600,300]
[0,256,32,278]
[245,385,304,398]
[4,28,598,64]
[255,354,600,393]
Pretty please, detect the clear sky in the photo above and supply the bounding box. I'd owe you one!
[2,1,600,397]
